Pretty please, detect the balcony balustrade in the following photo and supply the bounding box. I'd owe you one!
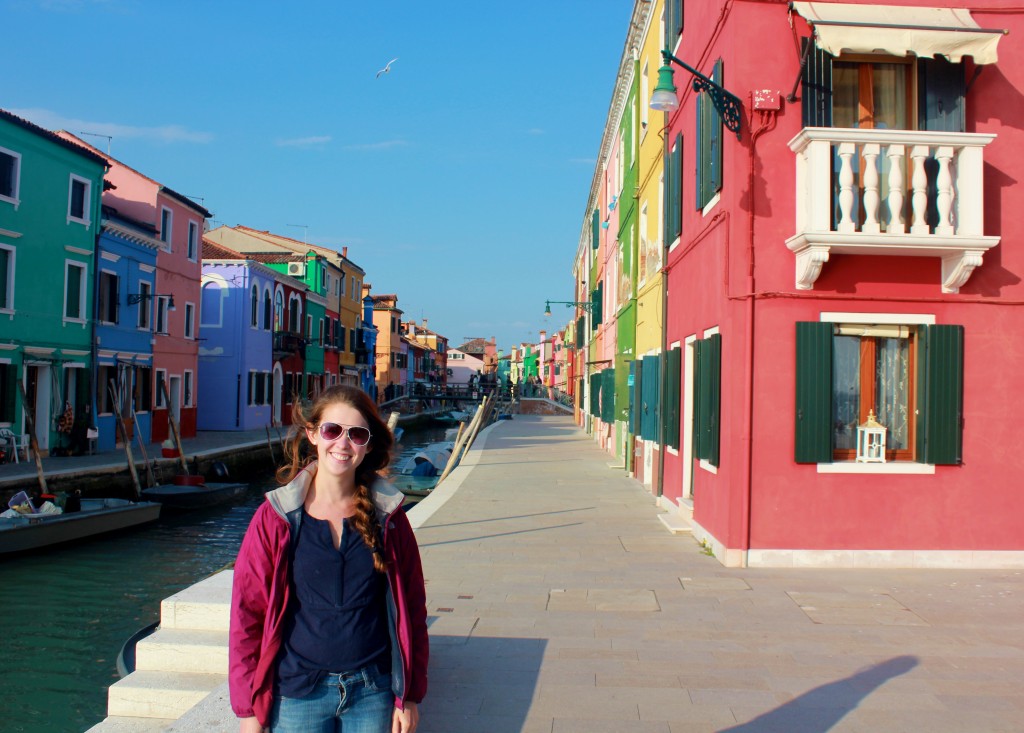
[786,127,999,293]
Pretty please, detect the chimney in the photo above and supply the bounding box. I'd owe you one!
[342,246,348,258]
[540,330,547,341]
[422,318,428,328]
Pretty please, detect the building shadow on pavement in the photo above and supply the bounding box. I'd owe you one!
[717,655,919,732]
[419,631,546,733]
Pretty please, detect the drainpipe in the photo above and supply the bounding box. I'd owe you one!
[655,108,670,500]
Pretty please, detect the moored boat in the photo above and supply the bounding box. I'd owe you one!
[0,497,161,556]
[140,481,249,511]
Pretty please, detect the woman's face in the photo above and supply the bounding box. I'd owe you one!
[306,401,370,484]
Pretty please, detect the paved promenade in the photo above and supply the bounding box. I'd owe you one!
[410,414,1024,733]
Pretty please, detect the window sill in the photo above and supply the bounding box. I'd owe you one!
[817,461,936,475]
[699,459,718,474]
[701,191,721,217]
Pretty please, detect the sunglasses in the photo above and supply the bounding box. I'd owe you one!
[315,423,371,446]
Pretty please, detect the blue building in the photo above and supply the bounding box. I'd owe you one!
[360,294,379,401]
[93,207,160,453]
[198,240,275,430]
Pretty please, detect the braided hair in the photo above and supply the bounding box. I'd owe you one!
[278,385,394,572]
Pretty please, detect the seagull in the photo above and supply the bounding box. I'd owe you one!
[376,58,398,78]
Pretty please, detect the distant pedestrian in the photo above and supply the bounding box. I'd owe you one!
[229,385,428,733]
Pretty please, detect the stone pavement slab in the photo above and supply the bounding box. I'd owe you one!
[409,415,1024,733]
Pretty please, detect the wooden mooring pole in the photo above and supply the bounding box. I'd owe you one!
[15,381,47,494]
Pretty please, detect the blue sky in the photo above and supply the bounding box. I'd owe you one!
[6,0,634,352]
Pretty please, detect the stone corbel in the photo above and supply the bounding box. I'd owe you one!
[794,246,830,290]
[941,250,985,294]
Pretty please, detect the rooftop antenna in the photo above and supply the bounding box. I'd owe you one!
[287,224,308,244]
[79,131,112,155]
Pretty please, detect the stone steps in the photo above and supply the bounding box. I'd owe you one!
[83,570,234,731]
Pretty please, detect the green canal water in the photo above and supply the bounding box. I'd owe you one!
[0,423,449,733]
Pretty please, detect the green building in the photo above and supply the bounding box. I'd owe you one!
[0,109,107,455]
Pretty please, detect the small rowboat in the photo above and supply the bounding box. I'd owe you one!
[0,498,161,556]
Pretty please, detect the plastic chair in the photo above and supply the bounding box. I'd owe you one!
[0,429,18,464]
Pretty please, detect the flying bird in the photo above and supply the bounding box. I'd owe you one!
[376,58,398,78]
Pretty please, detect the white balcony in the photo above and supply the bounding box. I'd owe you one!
[786,127,1000,293]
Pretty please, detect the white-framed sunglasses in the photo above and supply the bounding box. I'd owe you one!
[314,422,371,446]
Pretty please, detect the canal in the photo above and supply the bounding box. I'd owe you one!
[0,422,451,733]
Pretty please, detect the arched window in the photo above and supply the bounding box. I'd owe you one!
[250,285,259,327]
[274,288,284,331]
[289,294,302,333]
[200,280,223,327]
[263,288,272,331]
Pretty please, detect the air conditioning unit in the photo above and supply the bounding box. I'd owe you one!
[287,262,306,277]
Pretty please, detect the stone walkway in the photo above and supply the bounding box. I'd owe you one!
[410,415,1024,733]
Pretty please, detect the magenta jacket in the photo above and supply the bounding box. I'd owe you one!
[229,464,429,725]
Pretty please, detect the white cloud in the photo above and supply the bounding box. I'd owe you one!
[8,107,213,144]
[342,139,409,152]
[276,135,331,148]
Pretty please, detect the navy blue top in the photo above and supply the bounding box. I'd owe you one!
[276,513,391,698]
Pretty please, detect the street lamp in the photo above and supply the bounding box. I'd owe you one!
[544,300,594,317]
[649,49,742,140]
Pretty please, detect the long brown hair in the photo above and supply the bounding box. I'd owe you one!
[278,385,394,571]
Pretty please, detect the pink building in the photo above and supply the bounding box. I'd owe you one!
[656,1,1021,567]
[57,133,210,441]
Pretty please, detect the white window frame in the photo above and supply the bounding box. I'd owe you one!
[0,146,21,207]
[0,243,15,311]
[67,174,92,226]
[306,314,313,340]
[98,268,119,325]
[155,296,170,335]
[184,302,195,339]
[698,326,720,475]
[64,260,87,323]
[183,369,194,407]
[154,368,167,408]
[137,280,152,330]
[187,220,199,261]
[160,207,173,251]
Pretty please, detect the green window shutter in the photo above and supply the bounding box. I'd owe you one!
[795,322,834,463]
[576,315,585,348]
[801,37,833,127]
[628,360,638,434]
[695,334,721,465]
[670,134,682,243]
[640,354,660,441]
[696,91,706,210]
[592,208,600,250]
[589,372,601,415]
[917,324,964,465]
[709,61,723,196]
[662,347,682,450]
[631,359,643,436]
[918,58,964,133]
[601,368,616,423]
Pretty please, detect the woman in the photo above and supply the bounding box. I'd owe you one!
[230,385,428,733]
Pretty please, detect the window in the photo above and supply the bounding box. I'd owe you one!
[97,365,116,414]
[254,370,265,406]
[183,370,193,407]
[665,133,682,247]
[0,245,14,310]
[264,373,273,405]
[306,314,313,340]
[662,347,682,449]
[288,295,301,332]
[0,362,16,423]
[155,369,167,408]
[665,0,683,47]
[692,333,721,467]
[696,59,724,211]
[340,273,346,296]
[160,207,173,250]
[184,302,195,339]
[263,289,272,331]
[68,175,91,224]
[137,281,152,329]
[200,281,221,327]
[339,324,346,352]
[155,296,170,334]
[0,146,20,204]
[64,262,86,320]
[187,221,198,261]
[351,276,356,299]
[135,366,152,412]
[796,320,963,465]
[98,271,119,324]
[274,289,284,331]
[641,62,650,131]
[349,328,356,352]
[250,285,259,327]
[247,370,255,406]
[318,318,324,346]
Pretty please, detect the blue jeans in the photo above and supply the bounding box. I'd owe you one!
[270,665,394,733]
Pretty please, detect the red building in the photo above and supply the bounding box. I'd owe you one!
[657,0,1021,567]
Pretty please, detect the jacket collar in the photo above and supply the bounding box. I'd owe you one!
[265,461,404,520]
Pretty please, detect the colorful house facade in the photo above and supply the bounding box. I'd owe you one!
[0,111,107,455]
